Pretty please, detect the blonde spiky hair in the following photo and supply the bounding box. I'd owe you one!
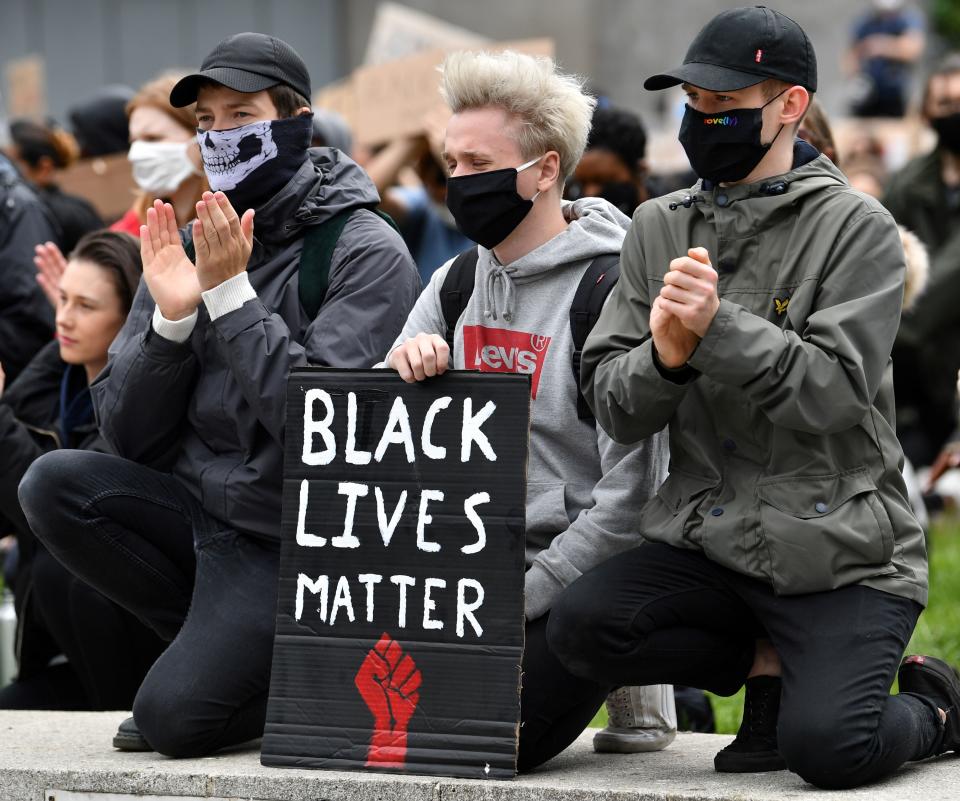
[439,49,596,180]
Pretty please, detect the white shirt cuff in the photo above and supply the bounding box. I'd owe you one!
[202,272,257,321]
[151,306,198,343]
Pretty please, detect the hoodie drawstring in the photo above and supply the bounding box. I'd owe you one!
[482,264,518,322]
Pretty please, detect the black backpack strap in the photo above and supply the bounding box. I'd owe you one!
[439,247,480,360]
[570,253,620,421]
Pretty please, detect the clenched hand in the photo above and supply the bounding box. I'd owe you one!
[651,247,720,369]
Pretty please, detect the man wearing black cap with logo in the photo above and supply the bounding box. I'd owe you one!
[547,6,959,789]
[19,33,420,757]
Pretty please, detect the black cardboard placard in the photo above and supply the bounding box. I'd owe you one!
[262,369,530,779]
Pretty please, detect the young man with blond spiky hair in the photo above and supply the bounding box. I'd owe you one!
[384,48,672,768]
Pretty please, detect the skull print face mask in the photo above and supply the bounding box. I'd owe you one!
[197,113,313,211]
[199,120,278,191]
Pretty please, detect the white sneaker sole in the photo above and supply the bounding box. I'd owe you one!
[593,726,677,754]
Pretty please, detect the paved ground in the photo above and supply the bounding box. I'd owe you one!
[1,710,958,801]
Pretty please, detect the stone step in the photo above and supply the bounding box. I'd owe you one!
[1,710,956,801]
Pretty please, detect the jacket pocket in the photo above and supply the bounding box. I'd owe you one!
[757,468,896,595]
[641,470,718,541]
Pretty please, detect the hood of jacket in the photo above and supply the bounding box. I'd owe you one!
[683,141,848,234]
[478,196,630,322]
[252,147,381,248]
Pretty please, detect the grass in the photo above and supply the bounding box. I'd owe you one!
[589,514,960,734]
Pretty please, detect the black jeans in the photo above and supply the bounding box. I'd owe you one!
[19,450,281,757]
[548,542,942,790]
[518,613,610,771]
[0,546,165,710]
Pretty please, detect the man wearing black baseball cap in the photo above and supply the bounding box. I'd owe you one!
[548,6,959,790]
[20,32,420,757]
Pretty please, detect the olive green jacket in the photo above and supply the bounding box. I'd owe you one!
[582,151,927,605]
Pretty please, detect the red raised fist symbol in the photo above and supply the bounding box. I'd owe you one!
[355,632,422,768]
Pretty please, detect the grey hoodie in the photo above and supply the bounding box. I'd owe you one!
[92,148,421,539]
[385,197,669,619]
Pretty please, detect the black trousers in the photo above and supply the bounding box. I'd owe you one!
[0,546,166,710]
[519,613,610,770]
[19,449,607,764]
[19,450,280,757]
[548,542,943,790]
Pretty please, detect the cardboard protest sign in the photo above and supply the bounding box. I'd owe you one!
[57,153,137,222]
[315,38,554,147]
[3,55,46,120]
[362,2,489,66]
[262,369,530,779]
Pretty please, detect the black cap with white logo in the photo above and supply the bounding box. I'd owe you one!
[644,6,817,93]
[170,32,312,108]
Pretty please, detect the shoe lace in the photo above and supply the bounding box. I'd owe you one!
[741,683,775,740]
[606,687,635,727]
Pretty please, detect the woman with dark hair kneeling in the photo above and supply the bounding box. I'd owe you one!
[0,230,171,711]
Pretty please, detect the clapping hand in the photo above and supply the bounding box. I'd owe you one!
[34,241,68,309]
[140,200,202,321]
[651,247,720,369]
[192,191,255,292]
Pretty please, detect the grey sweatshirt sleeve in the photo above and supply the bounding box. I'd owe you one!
[524,426,670,620]
[686,210,904,434]
[212,212,420,446]
[581,211,695,444]
[381,258,453,365]
[90,279,199,469]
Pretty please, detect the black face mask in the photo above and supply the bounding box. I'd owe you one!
[678,90,787,183]
[932,113,960,155]
[445,156,542,250]
[566,179,640,216]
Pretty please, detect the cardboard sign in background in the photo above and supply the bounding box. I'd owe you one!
[314,38,554,147]
[262,369,529,779]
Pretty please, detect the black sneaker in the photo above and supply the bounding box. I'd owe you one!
[898,655,960,754]
[112,716,153,752]
[714,676,787,773]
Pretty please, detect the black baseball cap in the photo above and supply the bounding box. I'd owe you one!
[170,32,312,108]
[644,6,817,93]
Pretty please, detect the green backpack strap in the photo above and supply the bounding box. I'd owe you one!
[182,206,400,321]
[298,206,400,319]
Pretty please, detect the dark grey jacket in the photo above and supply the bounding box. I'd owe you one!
[0,155,57,385]
[583,149,927,606]
[91,148,421,539]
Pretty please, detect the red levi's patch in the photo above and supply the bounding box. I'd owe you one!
[462,325,552,398]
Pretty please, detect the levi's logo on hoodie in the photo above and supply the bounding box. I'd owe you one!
[462,325,552,398]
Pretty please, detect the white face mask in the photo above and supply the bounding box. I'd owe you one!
[127,140,199,195]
